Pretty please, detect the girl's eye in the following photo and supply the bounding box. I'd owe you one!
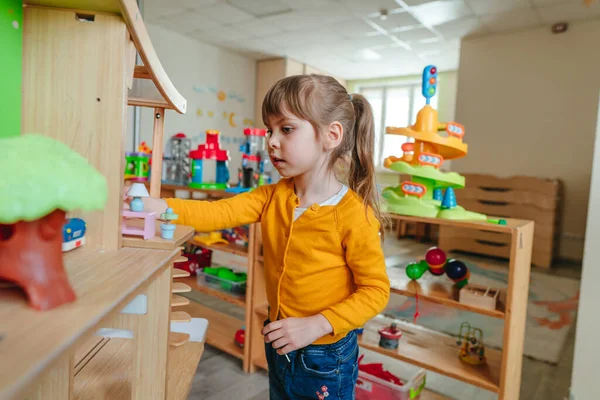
[282,126,293,133]
[266,129,273,136]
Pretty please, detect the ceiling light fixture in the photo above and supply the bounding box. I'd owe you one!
[380,9,388,21]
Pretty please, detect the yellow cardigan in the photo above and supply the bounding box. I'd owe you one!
[166,178,390,345]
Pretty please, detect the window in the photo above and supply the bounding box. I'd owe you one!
[360,82,439,167]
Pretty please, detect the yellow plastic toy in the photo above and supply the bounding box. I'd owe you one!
[381,65,488,221]
[193,232,228,246]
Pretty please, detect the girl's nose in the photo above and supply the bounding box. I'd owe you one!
[268,133,280,149]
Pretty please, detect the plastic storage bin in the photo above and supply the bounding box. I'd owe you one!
[197,269,247,295]
[355,368,426,400]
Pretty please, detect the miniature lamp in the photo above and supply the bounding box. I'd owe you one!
[128,183,150,212]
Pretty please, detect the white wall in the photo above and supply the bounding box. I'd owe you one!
[127,24,256,181]
[453,19,600,261]
[571,91,600,400]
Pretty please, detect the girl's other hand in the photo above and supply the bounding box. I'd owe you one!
[262,314,333,355]
[122,184,169,218]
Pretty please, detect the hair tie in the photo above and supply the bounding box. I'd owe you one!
[348,93,353,101]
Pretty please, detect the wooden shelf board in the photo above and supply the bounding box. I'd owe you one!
[170,311,191,323]
[160,183,237,199]
[172,282,191,294]
[122,223,194,250]
[179,302,244,360]
[171,294,190,307]
[359,315,501,394]
[180,276,245,307]
[387,267,505,319]
[385,213,532,234]
[172,268,190,279]
[73,337,204,400]
[191,239,249,257]
[0,246,179,399]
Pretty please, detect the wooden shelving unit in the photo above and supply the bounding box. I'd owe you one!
[164,210,257,372]
[244,214,533,399]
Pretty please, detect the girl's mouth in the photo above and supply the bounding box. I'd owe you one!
[271,156,285,167]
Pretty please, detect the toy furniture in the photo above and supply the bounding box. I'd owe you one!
[459,283,501,311]
[127,182,150,212]
[0,0,207,399]
[159,207,179,239]
[125,148,152,182]
[122,210,156,240]
[438,173,562,268]
[189,130,230,190]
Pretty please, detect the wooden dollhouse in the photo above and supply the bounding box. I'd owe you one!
[0,1,204,399]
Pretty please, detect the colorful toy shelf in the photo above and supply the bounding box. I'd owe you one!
[360,316,502,393]
[386,266,506,319]
[0,247,180,399]
[180,275,246,308]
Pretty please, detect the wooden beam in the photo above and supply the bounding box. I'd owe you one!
[134,65,151,80]
[150,107,165,198]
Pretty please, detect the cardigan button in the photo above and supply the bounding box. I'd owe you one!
[310,204,318,211]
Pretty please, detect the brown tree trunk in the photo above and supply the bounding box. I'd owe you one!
[0,209,76,311]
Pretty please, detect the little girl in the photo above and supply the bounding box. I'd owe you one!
[133,74,390,399]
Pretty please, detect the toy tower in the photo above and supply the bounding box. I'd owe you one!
[227,128,273,193]
[189,130,230,190]
[382,65,486,221]
[163,133,191,185]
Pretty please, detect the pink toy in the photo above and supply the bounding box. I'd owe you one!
[122,210,156,240]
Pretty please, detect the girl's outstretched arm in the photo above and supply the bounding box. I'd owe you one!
[163,184,275,232]
[321,207,391,335]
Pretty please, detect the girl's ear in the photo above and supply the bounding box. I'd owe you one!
[325,121,344,150]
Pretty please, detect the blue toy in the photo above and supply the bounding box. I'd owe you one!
[62,218,86,252]
[422,65,437,105]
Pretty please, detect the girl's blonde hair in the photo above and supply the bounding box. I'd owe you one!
[262,74,386,231]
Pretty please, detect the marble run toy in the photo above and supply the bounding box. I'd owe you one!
[381,65,487,221]
[162,133,192,186]
[227,128,272,193]
[456,322,487,366]
[189,130,230,190]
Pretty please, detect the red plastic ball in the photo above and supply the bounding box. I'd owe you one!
[429,266,445,276]
[425,247,447,268]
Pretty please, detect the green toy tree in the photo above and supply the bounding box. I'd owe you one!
[0,134,107,310]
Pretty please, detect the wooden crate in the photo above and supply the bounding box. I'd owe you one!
[438,174,561,268]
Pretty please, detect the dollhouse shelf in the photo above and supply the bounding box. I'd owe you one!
[179,302,245,360]
[360,315,501,393]
[73,337,205,399]
[180,276,246,307]
[0,246,180,399]
[386,267,506,319]
[26,0,187,114]
[123,222,194,250]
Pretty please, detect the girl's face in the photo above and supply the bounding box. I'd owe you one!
[266,111,325,178]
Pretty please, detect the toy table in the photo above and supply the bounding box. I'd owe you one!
[122,210,156,240]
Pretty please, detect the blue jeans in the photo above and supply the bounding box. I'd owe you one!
[264,320,359,400]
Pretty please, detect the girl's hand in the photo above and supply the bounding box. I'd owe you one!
[123,184,169,217]
[262,314,333,355]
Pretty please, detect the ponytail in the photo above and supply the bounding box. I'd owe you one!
[349,93,387,235]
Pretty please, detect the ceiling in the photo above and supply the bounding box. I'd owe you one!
[143,0,600,80]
